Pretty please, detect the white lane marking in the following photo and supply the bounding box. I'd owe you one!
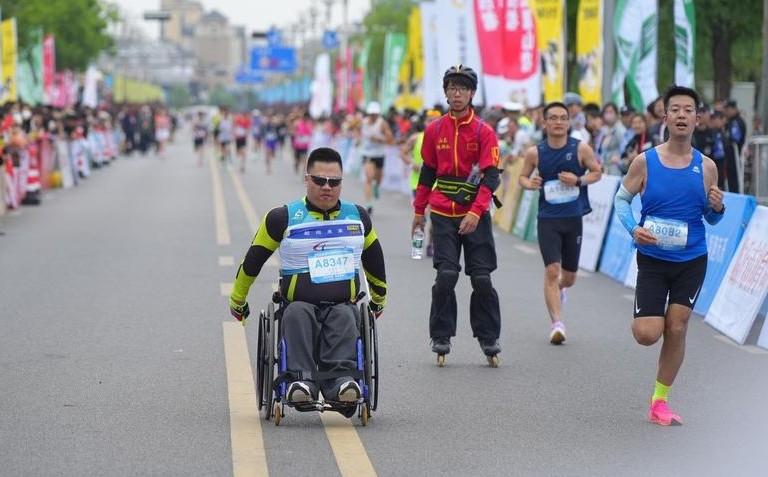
[219,256,235,266]
[222,322,269,476]
[209,157,231,245]
[514,244,537,255]
[713,335,768,354]
[320,412,377,477]
[221,282,232,296]
[228,168,260,233]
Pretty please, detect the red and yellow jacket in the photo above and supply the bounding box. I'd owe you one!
[413,109,500,218]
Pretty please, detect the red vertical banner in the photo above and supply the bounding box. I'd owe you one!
[474,0,505,77]
[42,35,55,105]
[501,0,539,81]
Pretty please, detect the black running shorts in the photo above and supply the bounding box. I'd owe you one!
[364,156,385,169]
[235,137,247,149]
[536,216,583,272]
[633,252,708,318]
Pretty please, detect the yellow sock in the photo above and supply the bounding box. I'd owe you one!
[652,381,671,402]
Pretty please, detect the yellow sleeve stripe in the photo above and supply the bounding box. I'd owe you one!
[363,227,378,249]
[251,214,280,251]
[369,289,386,306]
[231,264,256,303]
[364,270,387,290]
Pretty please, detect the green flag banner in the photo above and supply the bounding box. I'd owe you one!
[18,28,44,105]
[611,0,658,111]
[674,0,695,87]
[379,32,406,111]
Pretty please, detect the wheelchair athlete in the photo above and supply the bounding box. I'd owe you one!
[229,147,387,405]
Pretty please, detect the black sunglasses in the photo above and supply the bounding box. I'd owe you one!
[306,174,343,188]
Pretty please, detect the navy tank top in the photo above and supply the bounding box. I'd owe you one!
[537,137,589,218]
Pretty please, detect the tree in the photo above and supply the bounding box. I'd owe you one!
[0,0,117,71]
[167,84,192,109]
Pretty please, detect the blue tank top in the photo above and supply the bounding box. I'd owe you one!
[537,137,590,218]
[638,147,708,262]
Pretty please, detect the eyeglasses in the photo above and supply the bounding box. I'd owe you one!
[445,86,470,94]
[306,174,343,188]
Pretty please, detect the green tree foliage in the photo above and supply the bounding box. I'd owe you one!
[0,0,117,71]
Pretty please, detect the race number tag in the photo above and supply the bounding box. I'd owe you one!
[643,216,688,251]
[543,180,579,204]
[308,248,355,284]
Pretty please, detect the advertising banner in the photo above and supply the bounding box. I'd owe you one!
[358,39,372,107]
[435,0,485,105]
[611,0,659,110]
[309,53,333,119]
[599,195,641,282]
[493,160,525,233]
[420,1,443,109]
[380,33,406,111]
[396,7,425,111]
[705,206,768,344]
[674,0,695,87]
[531,0,565,103]
[250,47,297,73]
[513,189,537,239]
[693,193,757,315]
[576,0,603,104]
[1,18,18,103]
[43,35,55,104]
[17,28,44,105]
[579,175,621,271]
[475,0,541,107]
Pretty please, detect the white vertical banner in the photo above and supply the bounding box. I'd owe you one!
[420,2,444,109]
[579,175,621,272]
[674,0,695,87]
[82,66,101,108]
[434,0,485,105]
[705,206,768,344]
[309,53,333,119]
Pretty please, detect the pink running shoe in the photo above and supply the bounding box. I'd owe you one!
[648,399,683,426]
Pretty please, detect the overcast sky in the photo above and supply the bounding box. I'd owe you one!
[112,0,371,38]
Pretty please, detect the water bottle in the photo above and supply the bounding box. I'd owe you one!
[467,163,481,185]
[411,227,425,259]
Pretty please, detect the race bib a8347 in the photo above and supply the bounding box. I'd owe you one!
[308,248,355,284]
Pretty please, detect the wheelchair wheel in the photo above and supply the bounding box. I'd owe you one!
[360,303,379,412]
[256,310,266,411]
[261,302,276,420]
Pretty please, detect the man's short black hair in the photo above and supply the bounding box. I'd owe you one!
[663,85,700,111]
[711,110,725,119]
[543,101,569,118]
[307,147,343,172]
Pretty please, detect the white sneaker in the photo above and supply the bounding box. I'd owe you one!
[287,381,312,403]
[549,321,567,345]
[337,380,361,402]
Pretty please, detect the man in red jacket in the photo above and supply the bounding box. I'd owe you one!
[411,65,502,366]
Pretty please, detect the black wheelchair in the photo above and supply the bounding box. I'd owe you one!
[256,291,379,426]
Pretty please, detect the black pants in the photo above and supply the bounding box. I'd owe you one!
[724,147,740,193]
[429,212,501,340]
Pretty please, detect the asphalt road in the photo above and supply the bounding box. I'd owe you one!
[1,134,766,477]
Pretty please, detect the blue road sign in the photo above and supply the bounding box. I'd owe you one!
[250,47,297,73]
[322,30,339,49]
[235,67,265,84]
[267,28,282,47]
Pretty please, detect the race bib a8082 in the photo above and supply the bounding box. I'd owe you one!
[543,180,579,205]
[643,216,688,251]
[308,248,356,284]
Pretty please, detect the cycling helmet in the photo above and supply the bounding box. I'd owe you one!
[442,64,478,91]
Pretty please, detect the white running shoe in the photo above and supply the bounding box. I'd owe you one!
[550,321,567,345]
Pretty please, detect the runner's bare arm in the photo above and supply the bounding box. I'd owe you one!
[621,152,647,195]
[518,146,541,190]
[578,141,602,185]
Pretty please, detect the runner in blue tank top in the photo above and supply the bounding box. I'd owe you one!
[613,86,725,426]
[519,101,602,345]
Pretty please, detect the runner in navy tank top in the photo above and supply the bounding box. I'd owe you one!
[613,86,725,426]
[519,102,602,345]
